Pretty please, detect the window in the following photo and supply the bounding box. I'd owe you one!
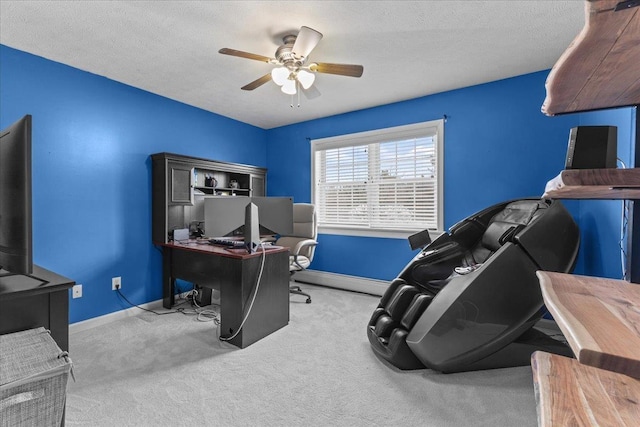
[312,119,444,238]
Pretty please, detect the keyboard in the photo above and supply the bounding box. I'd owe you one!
[209,238,246,248]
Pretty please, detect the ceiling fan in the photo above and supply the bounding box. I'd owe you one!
[219,26,363,98]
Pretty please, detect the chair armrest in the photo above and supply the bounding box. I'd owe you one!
[291,239,319,270]
[292,239,318,256]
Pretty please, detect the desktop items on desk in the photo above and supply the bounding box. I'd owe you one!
[189,220,205,238]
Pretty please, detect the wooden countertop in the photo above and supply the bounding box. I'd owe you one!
[537,271,640,378]
[532,351,640,426]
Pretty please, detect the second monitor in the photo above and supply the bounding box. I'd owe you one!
[203,196,293,238]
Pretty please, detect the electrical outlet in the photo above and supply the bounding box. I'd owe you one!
[72,284,82,299]
[112,276,122,290]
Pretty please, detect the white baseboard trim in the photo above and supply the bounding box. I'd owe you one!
[69,298,165,334]
[293,269,389,296]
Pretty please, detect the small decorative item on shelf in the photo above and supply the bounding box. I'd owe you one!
[204,174,217,188]
[229,180,239,189]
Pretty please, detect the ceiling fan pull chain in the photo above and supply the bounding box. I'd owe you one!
[297,81,301,108]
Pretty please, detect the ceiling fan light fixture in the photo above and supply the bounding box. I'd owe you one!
[271,67,289,86]
[281,79,297,95]
[297,69,315,90]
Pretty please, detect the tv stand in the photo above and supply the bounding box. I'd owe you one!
[0,265,74,351]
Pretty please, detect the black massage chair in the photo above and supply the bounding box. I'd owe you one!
[367,198,580,372]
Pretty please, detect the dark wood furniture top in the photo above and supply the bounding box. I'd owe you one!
[537,271,640,379]
[531,351,640,427]
[542,0,640,116]
[0,265,74,300]
[0,265,74,351]
[159,239,289,259]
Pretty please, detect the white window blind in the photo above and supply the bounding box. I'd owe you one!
[312,120,444,237]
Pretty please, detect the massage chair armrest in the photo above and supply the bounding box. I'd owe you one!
[417,240,462,263]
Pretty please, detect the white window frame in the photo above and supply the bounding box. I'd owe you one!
[311,119,444,239]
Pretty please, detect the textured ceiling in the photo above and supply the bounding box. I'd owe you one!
[0,1,585,129]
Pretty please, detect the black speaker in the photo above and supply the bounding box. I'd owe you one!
[565,126,617,169]
[244,202,261,253]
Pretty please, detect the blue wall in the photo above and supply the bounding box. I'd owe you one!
[0,45,267,323]
[267,73,636,282]
[268,71,601,281]
[2,44,635,324]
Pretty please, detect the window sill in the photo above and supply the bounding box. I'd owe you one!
[318,225,442,240]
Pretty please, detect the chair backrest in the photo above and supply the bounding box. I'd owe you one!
[471,200,544,264]
[277,203,318,261]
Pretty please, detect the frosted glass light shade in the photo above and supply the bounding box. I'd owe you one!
[297,70,315,90]
[281,79,297,95]
[271,67,289,86]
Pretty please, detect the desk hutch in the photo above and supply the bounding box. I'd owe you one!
[151,152,267,244]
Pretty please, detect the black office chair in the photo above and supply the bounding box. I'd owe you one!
[275,203,318,304]
[368,198,580,372]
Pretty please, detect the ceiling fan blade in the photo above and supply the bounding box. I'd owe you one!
[302,85,321,100]
[241,74,272,91]
[292,26,323,60]
[311,62,364,77]
[219,48,272,63]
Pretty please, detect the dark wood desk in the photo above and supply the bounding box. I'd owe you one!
[159,241,290,348]
[0,265,75,351]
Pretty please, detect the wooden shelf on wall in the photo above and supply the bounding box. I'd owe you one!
[532,351,640,427]
[537,271,640,379]
[543,167,640,199]
[541,0,640,116]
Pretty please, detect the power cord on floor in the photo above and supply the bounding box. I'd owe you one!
[115,286,220,323]
[187,287,220,323]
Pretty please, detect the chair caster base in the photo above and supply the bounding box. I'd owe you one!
[290,285,312,304]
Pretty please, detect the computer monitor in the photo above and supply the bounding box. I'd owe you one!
[250,197,293,236]
[203,196,250,238]
[203,196,294,239]
[0,115,33,276]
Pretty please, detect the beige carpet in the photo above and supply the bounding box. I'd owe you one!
[65,284,539,426]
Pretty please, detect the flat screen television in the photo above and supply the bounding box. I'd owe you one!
[0,115,33,276]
